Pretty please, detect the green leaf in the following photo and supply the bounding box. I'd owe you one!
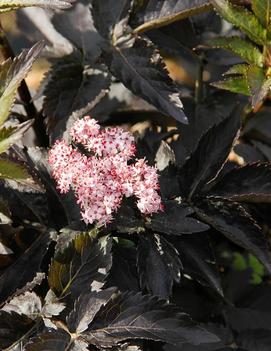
[0,120,33,154]
[210,0,267,45]
[211,76,250,95]
[0,42,43,126]
[207,36,263,66]
[252,0,271,28]
[0,0,75,12]
[48,233,112,298]
[223,63,249,76]
[0,158,30,180]
[133,0,211,33]
[246,65,271,109]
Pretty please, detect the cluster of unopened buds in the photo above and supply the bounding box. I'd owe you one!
[48,116,162,226]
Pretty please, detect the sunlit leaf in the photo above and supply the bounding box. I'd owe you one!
[133,0,211,33]
[0,42,43,126]
[207,36,263,66]
[211,0,267,45]
[211,76,250,95]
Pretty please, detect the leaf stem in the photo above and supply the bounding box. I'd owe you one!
[195,55,204,104]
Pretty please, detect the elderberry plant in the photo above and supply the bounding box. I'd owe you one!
[0,1,271,351]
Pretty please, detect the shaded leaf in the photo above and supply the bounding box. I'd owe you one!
[149,201,209,235]
[179,238,223,296]
[84,291,219,347]
[133,0,211,33]
[0,0,75,12]
[194,199,271,273]
[0,228,54,306]
[207,36,263,66]
[137,233,182,298]
[211,76,250,95]
[0,120,33,154]
[48,233,112,298]
[209,162,271,202]
[210,0,267,45]
[102,36,188,124]
[238,329,271,351]
[0,42,43,126]
[20,146,82,228]
[43,55,110,142]
[25,329,88,351]
[67,288,116,333]
[178,108,241,198]
[92,0,132,39]
[52,0,102,60]
[0,310,34,349]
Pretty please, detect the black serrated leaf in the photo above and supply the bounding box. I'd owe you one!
[178,236,223,296]
[43,54,110,142]
[149,200,209,235]
[83,291,219,347]
[209,163,271,202]
[25,329,88,351]
[133,0,211,33]
[137,233,182,298]
[178,106,241,199]
[103,37,187,124]
[0,310,34,349]
[0,228,54,306]
[92,0,132,39]
[195,199,271,273]
[67,288,116,333]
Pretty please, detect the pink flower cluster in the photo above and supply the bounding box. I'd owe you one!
[48,117,162,226]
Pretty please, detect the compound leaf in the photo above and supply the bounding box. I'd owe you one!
[84,291,219,347]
